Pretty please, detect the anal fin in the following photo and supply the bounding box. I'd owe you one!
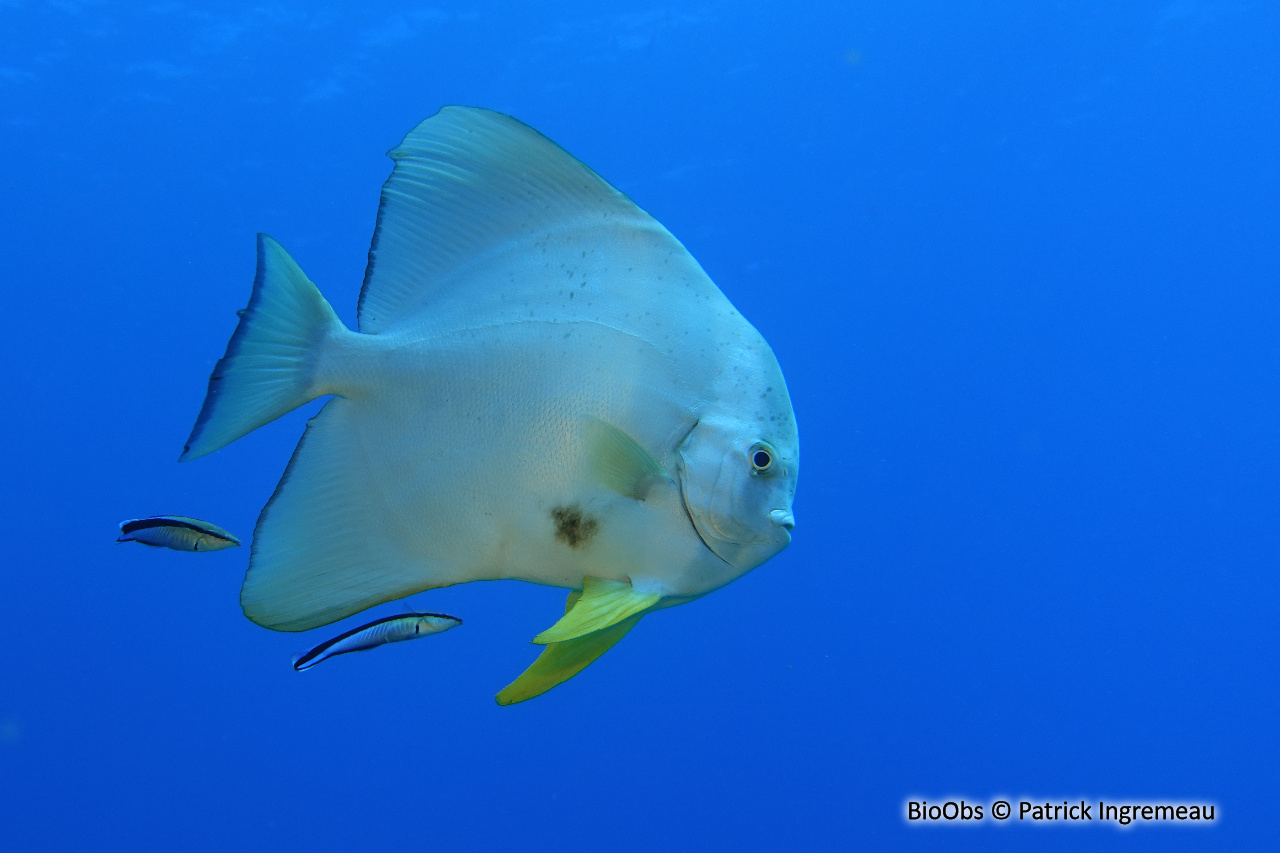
[532,576,660,645]
[240,398,426,632]
[496,591,643,705]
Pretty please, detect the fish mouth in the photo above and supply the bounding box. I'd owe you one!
[770,509,795,531]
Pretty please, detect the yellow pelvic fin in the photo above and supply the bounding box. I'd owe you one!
[496,591,643,705]
[532,576,661,645]
[585,415,666,500]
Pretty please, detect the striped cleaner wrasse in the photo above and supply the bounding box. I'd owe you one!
[117,516,240,552]
[293,612,462,671]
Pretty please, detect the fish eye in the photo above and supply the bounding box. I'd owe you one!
[750,443,775,474]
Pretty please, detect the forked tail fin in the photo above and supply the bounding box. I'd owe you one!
[181,234,346,461]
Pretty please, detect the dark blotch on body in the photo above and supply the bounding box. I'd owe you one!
[552,505,598,548]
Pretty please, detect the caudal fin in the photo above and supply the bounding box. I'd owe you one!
[181,234,345,461]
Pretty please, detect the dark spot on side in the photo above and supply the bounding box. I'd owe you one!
[552,505,599,549]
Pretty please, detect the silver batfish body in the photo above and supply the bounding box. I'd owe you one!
[181,107,799,702]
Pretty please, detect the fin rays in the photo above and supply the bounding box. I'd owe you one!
[240,398,430,632]
[532,576,660,645]
[496,589,645,705]
[584,415,667,500]
[181,234,344,461]
[357,107,653,334]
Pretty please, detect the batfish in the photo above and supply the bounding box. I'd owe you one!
[181,107,799,703]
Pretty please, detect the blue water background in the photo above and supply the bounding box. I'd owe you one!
[1,2,1276,850]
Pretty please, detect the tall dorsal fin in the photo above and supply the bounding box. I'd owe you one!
[357,106,656,334]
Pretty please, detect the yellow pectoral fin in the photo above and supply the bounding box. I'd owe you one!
[496,612,643,705]
[532,576,661,645]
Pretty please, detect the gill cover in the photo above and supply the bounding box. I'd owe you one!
[677,417,793,572]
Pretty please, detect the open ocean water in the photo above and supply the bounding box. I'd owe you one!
[1,2,1276,850]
